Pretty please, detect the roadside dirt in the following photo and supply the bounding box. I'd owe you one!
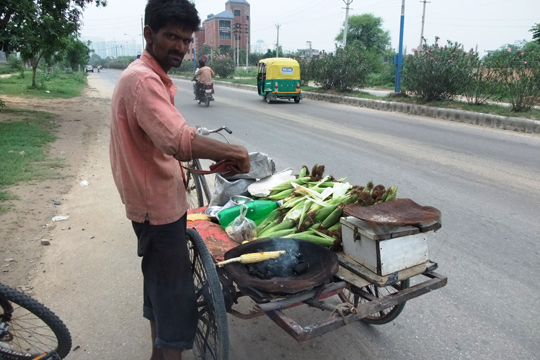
[0,82,112,294]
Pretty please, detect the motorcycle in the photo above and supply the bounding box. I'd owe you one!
[193,81,214,107]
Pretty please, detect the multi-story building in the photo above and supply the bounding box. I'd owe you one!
[187,0,250,62]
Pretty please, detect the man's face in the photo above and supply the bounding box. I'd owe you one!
[145,23,193,72]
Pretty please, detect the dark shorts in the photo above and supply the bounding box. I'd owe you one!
[132,215,197,351]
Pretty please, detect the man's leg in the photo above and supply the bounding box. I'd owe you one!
[134,216,197,358]
[149,321,164,360]
[150,321,182,360]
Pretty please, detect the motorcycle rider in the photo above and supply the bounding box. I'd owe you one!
[191,60,214,99]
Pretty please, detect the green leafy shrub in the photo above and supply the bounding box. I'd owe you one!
[291,56,311,83]
[208,54,235,79]
[483,43,540,112]
[309,47,374,91]
[402,39,471,101]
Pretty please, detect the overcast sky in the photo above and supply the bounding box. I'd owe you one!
[80,0,539,55]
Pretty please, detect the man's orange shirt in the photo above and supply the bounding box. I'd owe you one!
[195,66,214,84]
[110,51,197,225]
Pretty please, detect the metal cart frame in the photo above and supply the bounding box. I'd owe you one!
[186,210,447,360]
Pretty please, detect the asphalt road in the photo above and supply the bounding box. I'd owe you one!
[40,69,540,360]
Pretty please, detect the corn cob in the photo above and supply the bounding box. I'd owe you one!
[268,188,294,200]
[314,204,339,223]
[284,232,334,247]
[216,250,286,266]
[321,206,343,228]
[257,228,296,239]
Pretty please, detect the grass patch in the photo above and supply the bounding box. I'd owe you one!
[377,95,540,120]
[216,77,257,86]
[0,70,87,99]
[0,108,65,214]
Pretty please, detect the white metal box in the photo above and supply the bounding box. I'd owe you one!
[340,216,429,276]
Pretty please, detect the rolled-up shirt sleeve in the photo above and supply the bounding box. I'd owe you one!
[134,76,196,161]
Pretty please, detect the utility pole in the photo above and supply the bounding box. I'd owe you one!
[245,24,249,68]
[419,0,430,49]
[395,0,406,93]
[275,24,281,58]
[342,0,353,47]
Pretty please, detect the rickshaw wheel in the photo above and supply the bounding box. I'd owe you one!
[338,279,410,325]
[294,97,300,104]
[187,229,230,360]
[266,95,272,104]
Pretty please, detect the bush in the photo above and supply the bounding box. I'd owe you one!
[366,62,395,88]
[208,54,235,79]
[402,39,471,101]
[290,56,311,83]
[483,43,540,112]
[309,47,374,91]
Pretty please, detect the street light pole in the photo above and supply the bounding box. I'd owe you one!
[124,34,137,56]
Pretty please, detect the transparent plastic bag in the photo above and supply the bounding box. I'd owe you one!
[225,204,258,243]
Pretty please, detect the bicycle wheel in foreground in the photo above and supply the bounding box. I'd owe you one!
[187,229,229,360]
[0,283,72,359]
[339,279,410,325]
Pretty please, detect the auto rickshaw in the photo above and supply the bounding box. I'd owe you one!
[257,58,302,104]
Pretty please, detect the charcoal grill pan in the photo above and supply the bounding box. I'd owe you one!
[223,238,339,295]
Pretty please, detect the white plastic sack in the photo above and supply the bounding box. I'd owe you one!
[225,204,257,243]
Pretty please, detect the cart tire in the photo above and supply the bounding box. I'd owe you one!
[294,97,300,103]
[187,229,229,360]
[181,161,204,209]
[339,279,410,325]
[266,94,272,104]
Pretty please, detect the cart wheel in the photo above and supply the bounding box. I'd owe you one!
[266,95,272,104]
[339,279,410,325]
[294,97,300,104]
[187,229,229,360]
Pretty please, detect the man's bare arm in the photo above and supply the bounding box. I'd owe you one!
[189,134,250,174]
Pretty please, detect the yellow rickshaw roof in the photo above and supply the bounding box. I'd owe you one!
[259,58,300,67]
[259,58,301,79]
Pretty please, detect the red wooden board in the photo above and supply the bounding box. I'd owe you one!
[188,207,239,262]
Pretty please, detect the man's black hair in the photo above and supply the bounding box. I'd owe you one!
[199,60,205,67]
[145,0,201,34]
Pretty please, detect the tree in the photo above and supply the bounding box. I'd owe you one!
[335,13,391,53]
[530,23,540,44]
[0,0,106,87]
[57,36,92,69]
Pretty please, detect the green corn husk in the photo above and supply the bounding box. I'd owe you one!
[268,188,294,200]
[284,231,334,247]
[270,176,310,192]
[314,204,339,223]
[308,181,336,188]
[258,218,296,238]
[257,228,296,239]
[328,222,341,231]
[299,165,308,178]
[386,186,398,200]
[321,206,343,228]
[257,210,281,231]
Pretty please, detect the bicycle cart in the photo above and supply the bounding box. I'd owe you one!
[185,206,447,360]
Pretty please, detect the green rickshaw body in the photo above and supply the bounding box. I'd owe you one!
[257,58,302,103]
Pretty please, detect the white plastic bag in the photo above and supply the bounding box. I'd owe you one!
[225,204,257,243]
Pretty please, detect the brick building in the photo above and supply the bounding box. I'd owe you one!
[187,0,250,62]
